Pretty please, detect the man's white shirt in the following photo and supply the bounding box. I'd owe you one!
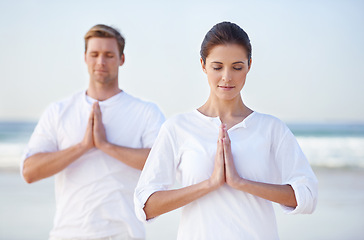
[22,91,165,239]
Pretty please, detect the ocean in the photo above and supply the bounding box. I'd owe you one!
[0,121,364,170]
[0,122,37,169]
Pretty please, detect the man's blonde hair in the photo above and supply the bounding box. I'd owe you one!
[84,24,125,57]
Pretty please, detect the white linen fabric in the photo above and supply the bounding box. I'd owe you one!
[22,91,165,240]
[134,110,318,240]
[49,232,143,240]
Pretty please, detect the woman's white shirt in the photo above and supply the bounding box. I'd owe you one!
[134,110,318,240]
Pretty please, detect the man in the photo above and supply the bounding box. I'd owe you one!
[21,24,165,240]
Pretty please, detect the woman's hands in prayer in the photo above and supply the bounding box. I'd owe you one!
[209,124,245,190]
[222,124,245,189]
[209,124,226,190]
[209,124,298,207]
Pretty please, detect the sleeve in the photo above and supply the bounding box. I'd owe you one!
[275,128,318,215]
[141,103,166,148]
[134,123,178,222]
[20,103,59,180]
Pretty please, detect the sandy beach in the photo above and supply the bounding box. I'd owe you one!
[1,167,363,240]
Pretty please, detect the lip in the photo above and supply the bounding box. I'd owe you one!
[94,69,107,73]
[218,85,235,90]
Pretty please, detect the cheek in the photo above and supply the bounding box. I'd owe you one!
[236,72,248,82]
[108,59,119,67]
[86,62,92,70]
[207,77,218,88]
[86,59,95,67]
[207,72,220,83]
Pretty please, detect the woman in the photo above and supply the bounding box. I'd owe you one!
[134,22,318,240]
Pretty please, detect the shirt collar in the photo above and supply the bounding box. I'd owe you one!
[193,109,256,130]
[230,111,256,130]
[83,90,125,107]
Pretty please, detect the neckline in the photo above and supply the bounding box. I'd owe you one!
[83,90,125,107]
[193,109,256,130]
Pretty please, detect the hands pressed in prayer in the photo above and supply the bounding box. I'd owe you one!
[81,102,108,151]
[210,124,245,190]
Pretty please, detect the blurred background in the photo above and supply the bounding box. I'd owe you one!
[1,0,363,239]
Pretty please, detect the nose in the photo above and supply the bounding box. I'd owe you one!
[222,69,232,82]
[97,55,106,65]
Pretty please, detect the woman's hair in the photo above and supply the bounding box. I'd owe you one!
[200,22,252,66]
[84,24,125,57]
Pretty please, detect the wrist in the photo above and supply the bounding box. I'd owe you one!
[77,142,92,154]
[230,177,249,191]
[206,178,222,192]
[97,140,111,152]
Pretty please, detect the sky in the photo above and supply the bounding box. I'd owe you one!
[0,0,363,123]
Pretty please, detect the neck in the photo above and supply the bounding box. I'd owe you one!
[198,94,252,124]
[86,81,121,101]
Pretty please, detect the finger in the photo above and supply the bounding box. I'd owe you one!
[93,102,101,123]
[222,123,228,139]
[219,138,225,157]
[216,138,223,156]
[222,138,231,163]
[220,139,226,181]
[216,139,225,171]
[93,101,100,113]
[222,138,226,156]
[224,127,230,143]
[219,124,225,139]
[88,108,94,125]
[214,139,224,171]
[84,108,94,147]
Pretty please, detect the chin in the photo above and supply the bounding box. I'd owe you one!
[217,93,240,101]
[93,77,113,84]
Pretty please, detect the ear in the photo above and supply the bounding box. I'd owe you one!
[119,54,125,66]
[247,58,252,71]
[84,52,87,63]
[200,58,207,73]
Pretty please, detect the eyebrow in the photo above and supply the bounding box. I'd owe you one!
[89,51,115,55]
[211,61,245,64]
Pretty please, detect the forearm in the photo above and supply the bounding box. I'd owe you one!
[234,179,297,208]
[98,142,150,170]
[23,143,89,183]
[144,179,215,220]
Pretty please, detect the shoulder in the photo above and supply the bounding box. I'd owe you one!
[153,112,195,146]
[250,112,291,136]
[163,111,196,127]
[252,112,287,127]
[34,91,84,131]
[52,91,84,109]
[122,91,163,114]
[42,91,84,118]
[158,111,198,138]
